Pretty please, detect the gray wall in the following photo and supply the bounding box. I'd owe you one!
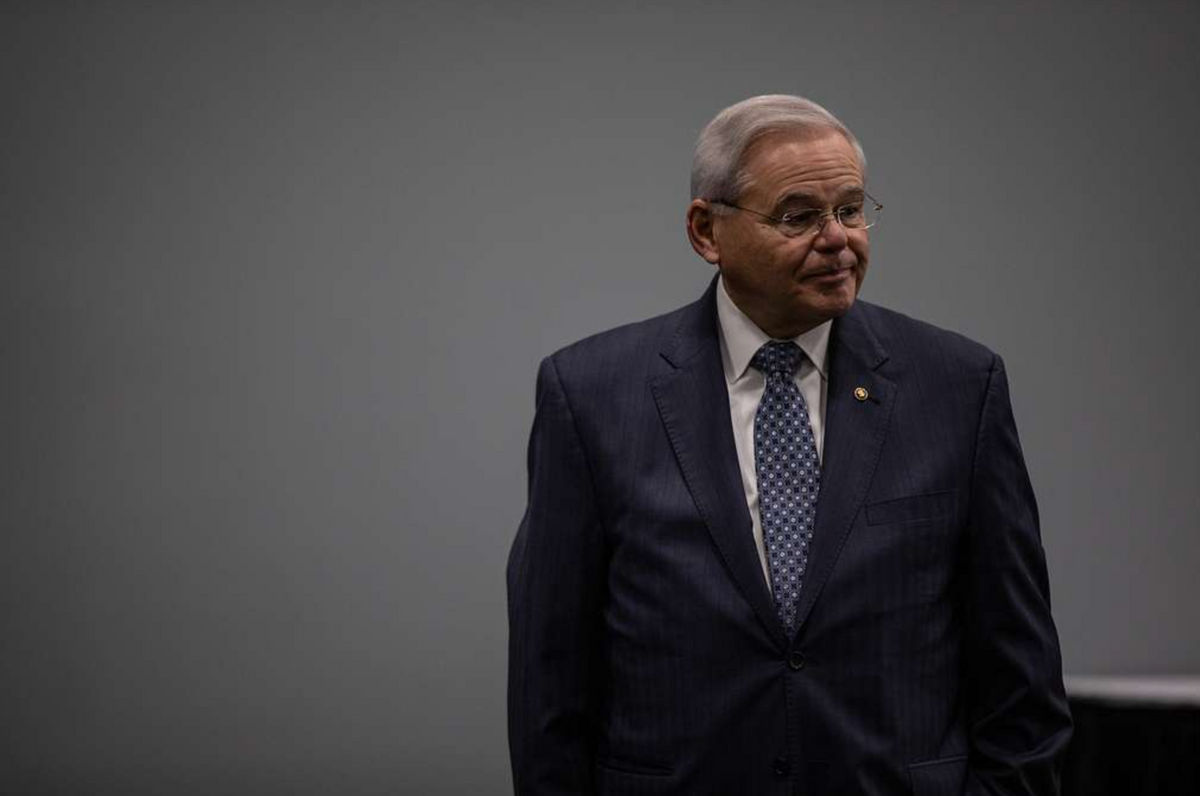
[5,2,1198,794]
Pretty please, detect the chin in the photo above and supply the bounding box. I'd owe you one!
[822,285,858,316]
[823,300,855,322]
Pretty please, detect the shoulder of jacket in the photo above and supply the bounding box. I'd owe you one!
[854,299,998,371]
[542,297,694,378]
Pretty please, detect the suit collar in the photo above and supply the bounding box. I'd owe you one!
[658,276,720,369]
[825,292,890,374]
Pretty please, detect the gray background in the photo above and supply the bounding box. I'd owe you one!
[5,1,1199,794]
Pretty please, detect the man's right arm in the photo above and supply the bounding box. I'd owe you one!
[507,355,607,796]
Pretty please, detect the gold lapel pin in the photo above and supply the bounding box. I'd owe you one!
[853,386,869,402]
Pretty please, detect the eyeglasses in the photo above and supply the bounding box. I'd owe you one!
[711,193,882,238]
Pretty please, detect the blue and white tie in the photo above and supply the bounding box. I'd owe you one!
[751,340,821,632]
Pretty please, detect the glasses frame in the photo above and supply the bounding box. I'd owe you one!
[711,192,882,237]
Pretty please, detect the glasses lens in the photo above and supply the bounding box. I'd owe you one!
[778,210,820,237]
[777,200,881,236]
[837,201,881,229]
[862,200,881,228]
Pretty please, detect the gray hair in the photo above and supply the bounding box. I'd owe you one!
[690,94,866,208]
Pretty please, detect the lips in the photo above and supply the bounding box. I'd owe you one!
[805,266,852,280]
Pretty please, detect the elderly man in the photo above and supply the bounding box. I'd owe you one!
[507,95,1072,796]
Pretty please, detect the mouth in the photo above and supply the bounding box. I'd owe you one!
[805,266,853,281]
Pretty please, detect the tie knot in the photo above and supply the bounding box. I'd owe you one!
[751,340,803,379]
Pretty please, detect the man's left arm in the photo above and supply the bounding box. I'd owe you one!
[962,354,1073,796]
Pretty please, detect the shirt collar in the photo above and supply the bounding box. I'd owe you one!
[715,273,832,385]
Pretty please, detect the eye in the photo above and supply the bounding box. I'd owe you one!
[837,203,865,224]
[779,209,819,228]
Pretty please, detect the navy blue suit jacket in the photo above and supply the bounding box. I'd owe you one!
[507,276,1072,796]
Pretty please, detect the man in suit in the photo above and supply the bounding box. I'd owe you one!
[507,95,1072,796]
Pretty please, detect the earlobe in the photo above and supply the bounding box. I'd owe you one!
[686,200,722,264]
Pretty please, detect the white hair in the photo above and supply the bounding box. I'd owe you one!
[690,94,867,209]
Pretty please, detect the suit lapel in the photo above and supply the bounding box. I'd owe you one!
[791,301,895,633]
[651,277,789,648]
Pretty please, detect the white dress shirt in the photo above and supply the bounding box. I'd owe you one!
[714,274,832,593]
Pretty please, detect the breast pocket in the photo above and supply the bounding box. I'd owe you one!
[908,755,968,796]
[861,490,961,599]
[865,489,957,526]
[593,757,675,795]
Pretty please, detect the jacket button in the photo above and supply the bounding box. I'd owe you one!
[773,756,790,776]
[788,650,806,670]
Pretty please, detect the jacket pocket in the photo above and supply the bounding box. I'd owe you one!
[865,489,957,526]
[595,756,674,777]
[908,755,968,796]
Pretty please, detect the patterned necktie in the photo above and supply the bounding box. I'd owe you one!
[751,340,821,633]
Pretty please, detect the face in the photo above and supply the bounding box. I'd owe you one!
[688,130,870,338]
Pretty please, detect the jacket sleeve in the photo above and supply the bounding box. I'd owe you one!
[507,355,607,796]
[963,354,1073,795]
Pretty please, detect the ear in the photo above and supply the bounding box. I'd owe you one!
[686,200,722,264]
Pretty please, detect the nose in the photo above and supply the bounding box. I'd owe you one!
[812,212,849,250]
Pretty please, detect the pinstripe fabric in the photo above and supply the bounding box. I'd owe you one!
[507,275,1072,796]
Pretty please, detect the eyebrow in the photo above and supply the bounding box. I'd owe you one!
[774,184,865,208]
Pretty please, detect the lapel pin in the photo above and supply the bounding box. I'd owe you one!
[853,386,869,402]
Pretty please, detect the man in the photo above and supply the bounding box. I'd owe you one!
[507,95,1072,796]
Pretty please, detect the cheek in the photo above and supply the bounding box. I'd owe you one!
[852,235,870,266]
[783,242,817,273]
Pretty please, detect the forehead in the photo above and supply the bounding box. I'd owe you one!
[740,130,863,205]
